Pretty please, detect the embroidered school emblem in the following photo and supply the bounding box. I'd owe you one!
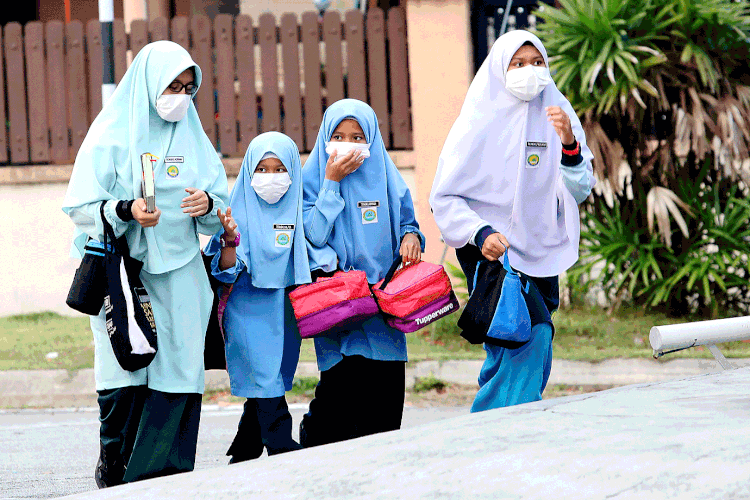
[363,209,377,222]
[526,154,540,167]
[276,232,290,246]
[166,165,180,178]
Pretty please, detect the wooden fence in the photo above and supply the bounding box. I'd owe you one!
[0,8,412,166]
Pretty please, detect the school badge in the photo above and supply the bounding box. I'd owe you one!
[358,201,379,224]
[526,153,540,167]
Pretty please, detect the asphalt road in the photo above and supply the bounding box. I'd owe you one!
[0,403,470,499]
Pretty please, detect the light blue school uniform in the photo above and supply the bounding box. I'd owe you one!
[205,132,310,398]
[301,99,425,372]
[62,41,228,394]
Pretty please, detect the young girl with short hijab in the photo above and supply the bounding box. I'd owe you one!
[63,41,228,485]
[430,30,595,412]
[204,132,309,462]
[300,99,425,447]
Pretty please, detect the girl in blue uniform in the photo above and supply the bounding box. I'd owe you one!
[63,41,228,485]
[430,31,595,411]
[300,99,425,447]
[204,132,309,462]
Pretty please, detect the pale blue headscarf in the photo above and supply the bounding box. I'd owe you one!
[63,41,228,274]
[210,132,311,288]
[302,99,419,283]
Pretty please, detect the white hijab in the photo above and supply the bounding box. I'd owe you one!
[429,30,594,277]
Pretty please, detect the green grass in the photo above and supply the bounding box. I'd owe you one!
[3,307,750,371]
[0,312,94,371]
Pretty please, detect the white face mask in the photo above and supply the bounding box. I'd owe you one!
[155,94,191,122]
[325,141,371,162]
[251,172,292,205]
[505,66,551,102]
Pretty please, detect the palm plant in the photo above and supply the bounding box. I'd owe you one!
[535,0,750,315]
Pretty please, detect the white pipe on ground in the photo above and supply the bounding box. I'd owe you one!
[650,316,750,353]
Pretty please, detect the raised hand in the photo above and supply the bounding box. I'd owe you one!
[324,148,365,183]
[545,106,576,146]
[217,207,238,240]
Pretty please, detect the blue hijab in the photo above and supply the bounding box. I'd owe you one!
[302,99,411,283]
[213,132,311,289]
[63,41,228,274]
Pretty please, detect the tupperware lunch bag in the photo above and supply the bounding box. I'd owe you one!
[373,257,459,333]
[288,270,379,338]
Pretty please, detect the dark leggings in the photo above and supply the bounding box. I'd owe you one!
[98,387,201,483]
[300,355,406,448]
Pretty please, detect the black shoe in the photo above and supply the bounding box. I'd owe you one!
[226,399,265,464]
[256,397,302,456]
[94,444,125,489]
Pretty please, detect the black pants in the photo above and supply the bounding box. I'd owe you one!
[299,355,406,448]
[97,387,202,483]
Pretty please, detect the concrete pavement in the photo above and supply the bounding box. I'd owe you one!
[56,367,750,499]
[2,357,749,408]
[0,403,469,499]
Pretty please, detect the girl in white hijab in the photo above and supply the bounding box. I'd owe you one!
[430,30,595,411]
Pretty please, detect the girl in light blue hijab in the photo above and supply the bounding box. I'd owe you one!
[204,132,309,462]
[62,41,228,486]
[299,99,425,447]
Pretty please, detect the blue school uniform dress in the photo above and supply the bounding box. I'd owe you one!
[301,99,425,370]
[430,31,596,412]
[62,41,228,483]
[205,132,310,399]
[299,99,425,447]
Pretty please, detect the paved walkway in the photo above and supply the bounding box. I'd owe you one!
[59,367,750,499]
[2,357,748,408]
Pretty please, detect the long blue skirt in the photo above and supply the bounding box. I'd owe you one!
[470,322,553,412]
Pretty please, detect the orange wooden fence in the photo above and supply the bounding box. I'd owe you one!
[0,8,412,166]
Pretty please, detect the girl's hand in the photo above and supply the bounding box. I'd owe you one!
[217,207,238,241]
[324,148,365,183]
[481,232,510,261]
[400,233,422,266]
[131,198,161,227]
[182,188,210,217]
[545,106,576,145]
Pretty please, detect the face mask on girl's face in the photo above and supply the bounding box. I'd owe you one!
[505,66,551,102]
[325,141,371,162]
[155,94,191,122]
[251,172,293,204]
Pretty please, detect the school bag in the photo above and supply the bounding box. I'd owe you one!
[457,252,531,348]
[86,202,159,371]
[288,270,379,338]
[373,257,459,333]
[202,252,234,370]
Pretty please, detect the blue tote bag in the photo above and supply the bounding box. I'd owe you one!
[458,251,532,347]
[485,253,531,343]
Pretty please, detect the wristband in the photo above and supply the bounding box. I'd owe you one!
[221,231,241,248]
[115,200,135,222]
[562,141,580,156]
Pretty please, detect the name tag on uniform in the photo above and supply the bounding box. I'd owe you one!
[526,142,547,149]
[357,201,379,224]
[165,156,184,179]
[273,224,294,248]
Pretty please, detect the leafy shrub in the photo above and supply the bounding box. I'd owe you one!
[413,375,447,393]
[570,158,750,316]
